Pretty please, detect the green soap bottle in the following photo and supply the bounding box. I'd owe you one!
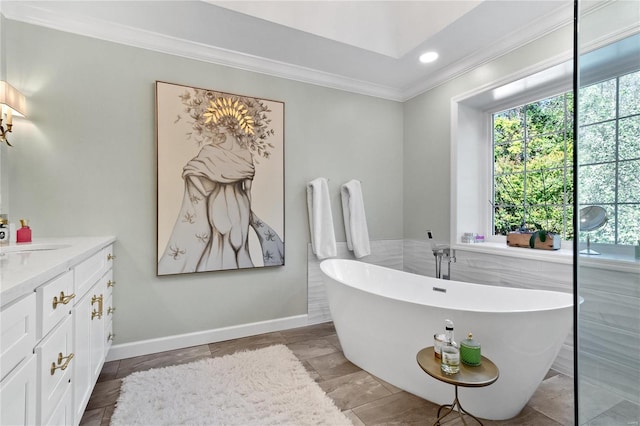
[461,333,481,366]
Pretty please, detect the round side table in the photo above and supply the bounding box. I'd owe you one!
[416,347,499,426]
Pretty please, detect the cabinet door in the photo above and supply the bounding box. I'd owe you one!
[36,315,73,425]
[0,354,37,426]
[89,276,106,380]
[72,276,106,425]
[45,385,73,426]
[72,290,93,425]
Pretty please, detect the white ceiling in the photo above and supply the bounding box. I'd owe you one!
[210,1,485,58]
[2,1,574,101]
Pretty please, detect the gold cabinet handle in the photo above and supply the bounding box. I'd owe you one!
[52,292,76,309]
[107,280,116,287]
[107,253,116,261]
[50,352,74,375]
[107,306,116,315]
[91,295,104,319]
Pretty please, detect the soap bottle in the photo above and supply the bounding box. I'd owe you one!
[17,219,32,243]
[440,319,460,374]
[460,333,481,366]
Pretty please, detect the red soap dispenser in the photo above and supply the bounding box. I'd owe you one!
[17,219,32,243]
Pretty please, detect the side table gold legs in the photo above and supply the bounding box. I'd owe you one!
[434,385,484,426]
[417,347,498,425]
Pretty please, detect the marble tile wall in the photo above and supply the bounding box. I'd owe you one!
[577,265,640,405]
[307,239,403,325]
[402,238,437,278]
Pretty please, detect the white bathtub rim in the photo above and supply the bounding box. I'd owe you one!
[320,258,575,314]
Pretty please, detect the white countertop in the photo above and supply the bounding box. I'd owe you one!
[0,236,116,308]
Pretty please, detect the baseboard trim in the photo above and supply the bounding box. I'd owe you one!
[105,314,309,362]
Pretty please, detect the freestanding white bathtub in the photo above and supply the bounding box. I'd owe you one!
[320,259,574,420]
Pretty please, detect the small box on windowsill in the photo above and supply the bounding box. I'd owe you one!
[506,232,561,250]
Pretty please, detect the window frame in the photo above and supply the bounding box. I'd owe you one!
[451,61,574,248]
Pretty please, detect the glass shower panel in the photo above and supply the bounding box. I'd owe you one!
[576,1,640,424]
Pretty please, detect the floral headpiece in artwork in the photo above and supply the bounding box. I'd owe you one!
[178,89,276,159]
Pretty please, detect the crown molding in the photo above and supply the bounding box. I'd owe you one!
[3,1,574,103]
[3,2,405,101]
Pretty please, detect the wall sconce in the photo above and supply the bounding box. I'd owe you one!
[0,81,27,147]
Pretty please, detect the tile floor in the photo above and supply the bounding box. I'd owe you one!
[79,322,634,426]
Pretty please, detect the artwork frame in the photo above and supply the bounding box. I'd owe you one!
[156,81,285,276]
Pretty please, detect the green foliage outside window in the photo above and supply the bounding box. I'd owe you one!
[493,93,574,239]
[493,69,640,245]
[577,70,640,245]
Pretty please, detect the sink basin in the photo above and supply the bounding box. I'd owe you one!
[0,243,71,255]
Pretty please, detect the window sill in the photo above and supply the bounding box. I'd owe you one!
[452,242,640,273]
[452,242,573,265]
[577,251,640,273]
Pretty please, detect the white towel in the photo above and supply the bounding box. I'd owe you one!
[341,179,371,258]
[306,178,337,259]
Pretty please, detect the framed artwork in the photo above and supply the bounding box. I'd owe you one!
[156,81,284,276]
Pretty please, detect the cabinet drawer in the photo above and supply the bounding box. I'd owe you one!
[0,353,37,426]
[74,245,113,298]
[36,270,74,340]
[36,315,73,425]
[1,293,36,382]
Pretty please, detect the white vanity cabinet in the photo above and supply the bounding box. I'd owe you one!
[0,237,115,426]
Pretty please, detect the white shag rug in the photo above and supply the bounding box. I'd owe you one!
[110,344,352,426]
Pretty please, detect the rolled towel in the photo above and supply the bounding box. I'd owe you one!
[341,179,371,258]
[306,178,337,259]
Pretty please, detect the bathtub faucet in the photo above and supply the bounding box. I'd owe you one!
[432,245,456,280]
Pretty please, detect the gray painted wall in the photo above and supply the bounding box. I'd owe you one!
[1,14,8,216]
[402,25,573,241]
[4,20,403,344]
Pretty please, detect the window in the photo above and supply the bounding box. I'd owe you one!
[492,93,574,240]
[578,70,640,245]
[490,69,640,246]
[453,36,637,251]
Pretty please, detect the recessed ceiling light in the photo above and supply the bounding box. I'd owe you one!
[419,51,439,64]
